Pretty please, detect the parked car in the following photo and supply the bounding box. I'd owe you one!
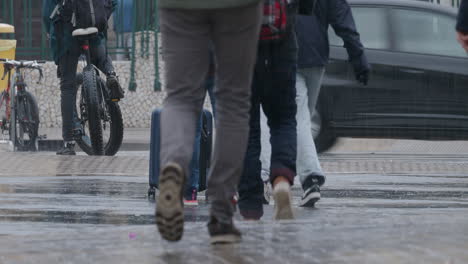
[315,0,468,152]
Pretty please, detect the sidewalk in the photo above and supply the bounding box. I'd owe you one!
[38,127,468,154]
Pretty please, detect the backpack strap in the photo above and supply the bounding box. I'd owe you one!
[88,0,96,27]
[311,0,317,16]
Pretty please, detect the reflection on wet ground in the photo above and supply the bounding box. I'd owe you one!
[0,152,467,263]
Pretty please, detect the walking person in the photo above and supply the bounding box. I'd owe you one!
[260,0,370,207]
[155,0,263,244]
[238,0,315,221]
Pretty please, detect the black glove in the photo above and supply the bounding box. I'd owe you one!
[351,54,370,86]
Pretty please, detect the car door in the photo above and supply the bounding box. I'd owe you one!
[324,5,399,137]
[390,7,468,139]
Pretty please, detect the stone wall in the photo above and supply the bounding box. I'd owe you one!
[25,32,166,128]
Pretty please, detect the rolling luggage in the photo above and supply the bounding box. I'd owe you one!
[148,108,213,198]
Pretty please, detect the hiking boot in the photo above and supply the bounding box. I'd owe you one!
[106,72,125,100]
[155,163,185,242]
[183,187,198,206]
[207,216,242,244]
[56,142,76,156]
[300,176,321,207]
[273,180,294,220]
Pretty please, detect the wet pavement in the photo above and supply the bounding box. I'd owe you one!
[0,143,468,263]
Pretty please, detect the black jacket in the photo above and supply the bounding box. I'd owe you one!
[457,0,468,33]
[296,0,368,71]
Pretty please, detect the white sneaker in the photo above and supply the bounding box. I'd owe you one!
[273,181,294,220]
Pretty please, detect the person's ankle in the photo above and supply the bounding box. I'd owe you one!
[273,176,289,188]
[64,140,75,146]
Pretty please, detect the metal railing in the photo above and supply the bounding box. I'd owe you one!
[0,0,160,91]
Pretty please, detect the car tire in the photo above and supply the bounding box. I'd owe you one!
[313,109,337,153]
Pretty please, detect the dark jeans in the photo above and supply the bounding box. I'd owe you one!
[238,34,298,219]
[58,38,114,142]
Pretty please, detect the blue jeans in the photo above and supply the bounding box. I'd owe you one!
[238,34,298,219]
[188,117,203,191]
[187,76,215,192]
[295,67,326,186]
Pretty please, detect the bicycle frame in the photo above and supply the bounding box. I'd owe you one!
[0,61,40,149]
[0,71,11,132]
[0,68,22,148]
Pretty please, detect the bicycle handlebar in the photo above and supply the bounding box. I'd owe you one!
[0,58,45,67]
[0,58,45,83]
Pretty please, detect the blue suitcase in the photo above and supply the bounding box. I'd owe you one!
[148,108,213,198]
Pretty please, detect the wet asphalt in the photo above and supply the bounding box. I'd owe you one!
[0,144,467,263]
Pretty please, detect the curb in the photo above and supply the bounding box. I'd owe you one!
[38,140,150,152]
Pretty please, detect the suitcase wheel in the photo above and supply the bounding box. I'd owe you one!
[148,187,156,199]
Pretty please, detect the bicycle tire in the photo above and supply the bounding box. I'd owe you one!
[0,91,9,132]
[82,66,104,155]
[14,91,39,151]
[101,78,123,156]
[103,100,123,155]
[76,76,123,156]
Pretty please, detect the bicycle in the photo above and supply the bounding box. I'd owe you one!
[72,27,123,156]
[0,59,44,151]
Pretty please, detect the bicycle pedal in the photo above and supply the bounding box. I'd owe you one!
[111,98,120,102]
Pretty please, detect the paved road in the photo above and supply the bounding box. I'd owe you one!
[0,146,467,263]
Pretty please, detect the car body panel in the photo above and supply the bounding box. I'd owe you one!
[320,0,468,141]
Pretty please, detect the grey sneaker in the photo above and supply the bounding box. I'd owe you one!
[300,177,321,207]
[273,181,294,220]
[155,163,185,242]
[56,142,76,156]
[106,73,125,100]
[263,180,272,205]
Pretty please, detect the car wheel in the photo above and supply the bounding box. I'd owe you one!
[313,109,337,153]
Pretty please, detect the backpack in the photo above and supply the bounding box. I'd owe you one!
[260,0,288,42]
[57,0,113,32]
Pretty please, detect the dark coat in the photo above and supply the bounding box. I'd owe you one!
[457,0,468,33]
[42,0,117,64]
[296,0,368,72]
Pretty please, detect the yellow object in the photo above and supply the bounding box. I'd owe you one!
[0,23,16,92]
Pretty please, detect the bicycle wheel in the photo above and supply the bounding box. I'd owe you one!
[81,66,104,155]
[99,78,124,156]
[0,91,9,133]
[76,77,123,156]
[14,90,39,151]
